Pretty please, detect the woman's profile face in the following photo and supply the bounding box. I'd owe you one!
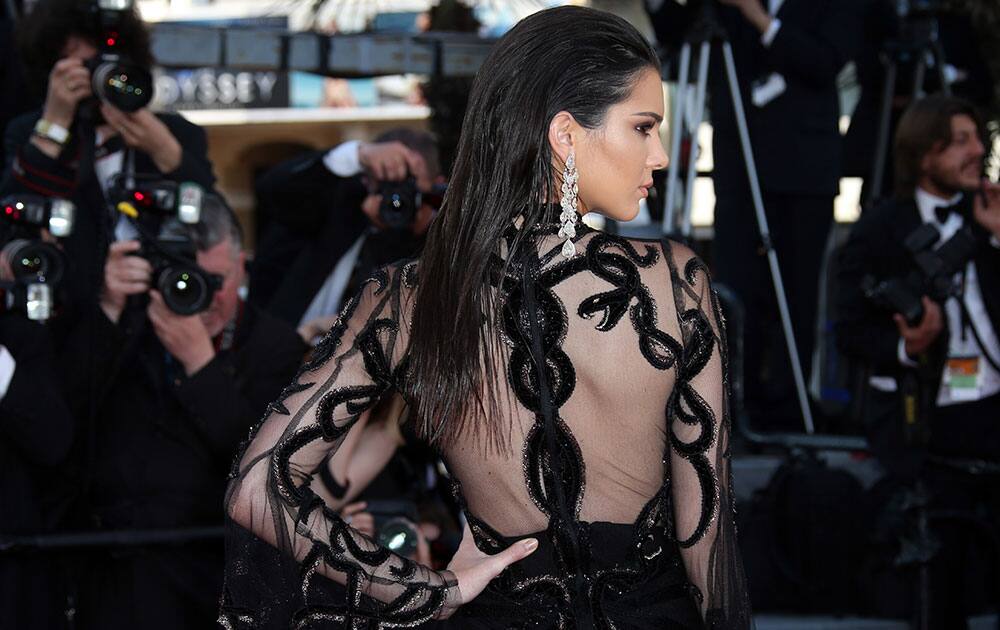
[572,68,668,222]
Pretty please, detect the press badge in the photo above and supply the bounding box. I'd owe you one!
[945,355,982,401]
[751,73,787,108]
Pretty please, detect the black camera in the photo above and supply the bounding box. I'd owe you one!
[106,177,219,315]
[85,0,153,112]
[377,178,446,230]
[0,196,77,321]
[85,54,153,113]
[862,222,978,326]
[140,234,222,316]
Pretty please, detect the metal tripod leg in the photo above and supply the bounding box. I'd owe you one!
[720,41,816,434]
[869,58,898,205]
[664,41,710,240]
[664,42,691,235]
[681,43,711,238]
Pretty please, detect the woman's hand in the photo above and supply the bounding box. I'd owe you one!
[445,522,538,608]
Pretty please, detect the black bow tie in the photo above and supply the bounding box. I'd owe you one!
[933,200,963,224]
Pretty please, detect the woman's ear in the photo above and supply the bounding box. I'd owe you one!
[547,111,577,165]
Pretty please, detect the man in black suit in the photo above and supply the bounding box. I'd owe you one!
[648,0,862,430]
[835,94,1000,627]
[250,128,439,336]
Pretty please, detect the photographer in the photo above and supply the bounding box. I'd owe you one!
[249,128,439,333]
[648,0,863,430]
[0,0,216,313]
[835,94,1000,627]
[61,195,306,629]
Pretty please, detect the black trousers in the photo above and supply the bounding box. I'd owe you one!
[712,184,834,431]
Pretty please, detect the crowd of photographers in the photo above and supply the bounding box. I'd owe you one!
[1,0,999,627]
[0,1,459,628]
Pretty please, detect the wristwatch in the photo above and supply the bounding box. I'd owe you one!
[33,118,71,146]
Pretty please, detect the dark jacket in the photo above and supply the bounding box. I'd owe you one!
[0,109,217,317]
[249,149,369,326]
[649,0,862,196]
[61,301,306,629]
[0,313,74,629]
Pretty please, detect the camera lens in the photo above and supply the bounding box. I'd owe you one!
[158,266,210,316]
[377,179,420,230]
[0,239,65,285]
[377,518,420,558]
[92,59,153,112]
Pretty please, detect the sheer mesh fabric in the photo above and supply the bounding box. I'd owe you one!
[221,221,751,629]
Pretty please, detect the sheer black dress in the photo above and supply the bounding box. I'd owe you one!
[221,217,752,629]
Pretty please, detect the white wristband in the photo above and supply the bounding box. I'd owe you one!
[34,118,71,145]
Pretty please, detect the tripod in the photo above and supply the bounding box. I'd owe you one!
[867,7,951,206]
[662,1,816,434]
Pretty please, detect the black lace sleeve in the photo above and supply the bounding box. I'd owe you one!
[221,265,459,629]
[665,241,753,629]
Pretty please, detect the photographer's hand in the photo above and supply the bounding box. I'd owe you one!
[973,179,1000,241]
[719,0,774,35]
[894,296,944,359]
[100,240,152,324]
[147,290,215,376]
[100,104,183,174]
[358,141,431,191]
[32,58,93,158]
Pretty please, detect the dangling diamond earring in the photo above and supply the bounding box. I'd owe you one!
[559,150,579,258]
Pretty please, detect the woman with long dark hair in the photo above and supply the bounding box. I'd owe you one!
[222,6,751,629]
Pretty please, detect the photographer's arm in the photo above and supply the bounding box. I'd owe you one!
[1,114,77,199]
[254,148,358,235]
[833,214,909,373]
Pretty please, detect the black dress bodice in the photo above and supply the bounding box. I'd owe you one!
[221,220,751,629]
